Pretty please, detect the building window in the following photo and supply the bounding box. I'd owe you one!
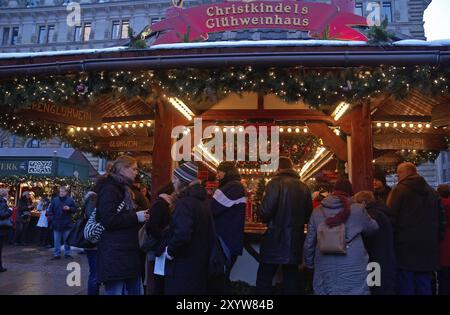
[2,27,10,46]
[27,139,40,148]
[26,0,39,7]
[354,2,363,16]
[38,26,46,44]
[38,25,55,44]
[0,141,3,148]
[63,142,72,148]
[121,20,129,39]
[47,25,56,43]
[74,23,92,42]
[112,20,130,40]
[74,26,82,42]
[151,17,160,25]
[382,1,392,23]
[83,22,92,41]
[11,27,19,45]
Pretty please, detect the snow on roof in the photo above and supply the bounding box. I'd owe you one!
[1,39,449,60]
[0,46,127,59]
[0,148,75,159]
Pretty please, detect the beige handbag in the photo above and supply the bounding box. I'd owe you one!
[317,221,347,254]
[317,207,347,254]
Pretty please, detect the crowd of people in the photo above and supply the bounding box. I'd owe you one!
[0,156,449,296]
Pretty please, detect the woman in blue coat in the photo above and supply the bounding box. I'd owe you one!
[303,179,379,295]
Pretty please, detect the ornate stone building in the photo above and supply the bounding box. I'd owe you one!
[0,0,432,53]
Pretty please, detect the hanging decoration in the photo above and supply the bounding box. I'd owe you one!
[0,66,448,113]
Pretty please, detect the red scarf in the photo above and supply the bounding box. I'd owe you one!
[325,190,351,227]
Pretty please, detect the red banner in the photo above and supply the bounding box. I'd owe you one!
[150,0,368,45]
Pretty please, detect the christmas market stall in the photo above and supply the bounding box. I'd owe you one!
[1,0,450,285]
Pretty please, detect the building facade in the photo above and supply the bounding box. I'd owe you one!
[0,0,432,53]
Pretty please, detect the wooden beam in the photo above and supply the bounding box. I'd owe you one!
[307,122,348,162]
[102,114,154,123]
[150,103,185,202]
[372,115,432,122]
[350,104,373,193]
[200,109,334,124]
[257,93,264,110]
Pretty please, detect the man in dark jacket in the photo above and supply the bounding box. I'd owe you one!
[209,161,246,294]
[47,186,77,259]
[386,162,440,295]
[373,168,391,205]
[256,156,313,295]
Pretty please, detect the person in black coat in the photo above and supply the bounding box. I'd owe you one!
[209,161,246,294]
[354,191,396,295]
[386,162,440,295]
[95,155,149,295]
[162,162,213,295]
[256,157,313,295]
[373,168,391,205]
[14,191,33,246]
[145,182,174,295]
[0,188,13,272]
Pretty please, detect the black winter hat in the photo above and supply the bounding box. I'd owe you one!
[217,161,237,174]
[373,168,387,186]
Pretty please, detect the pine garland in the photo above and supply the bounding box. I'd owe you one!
[0,65,449,155]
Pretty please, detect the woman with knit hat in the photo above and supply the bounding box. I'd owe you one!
[303,179,379,295]
[163,161,213,295]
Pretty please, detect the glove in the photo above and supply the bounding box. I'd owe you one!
[136,210,148,223]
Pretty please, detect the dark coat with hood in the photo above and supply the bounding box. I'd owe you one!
[211,170,246,256]
[164,182,213,295]
[95,174,141,283]
[363,200,396,295]
[259,168,313,265]
[386,174,440,271]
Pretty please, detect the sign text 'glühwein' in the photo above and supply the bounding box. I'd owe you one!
[96,136,154,152]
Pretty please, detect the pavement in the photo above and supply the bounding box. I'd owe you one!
[0,244,90,295]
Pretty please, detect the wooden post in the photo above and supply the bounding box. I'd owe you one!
[350,104,373,193]
[151,101,186,202]
[306,122,348,161]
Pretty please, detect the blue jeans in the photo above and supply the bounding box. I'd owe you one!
[53,230,71,257]
[104,277,143,295]
[86,250,99,295]
[397,270,433,295]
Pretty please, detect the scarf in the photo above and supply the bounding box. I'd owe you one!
[325,190,351,228]
[109,173,135,211]
[159,193,173,206]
